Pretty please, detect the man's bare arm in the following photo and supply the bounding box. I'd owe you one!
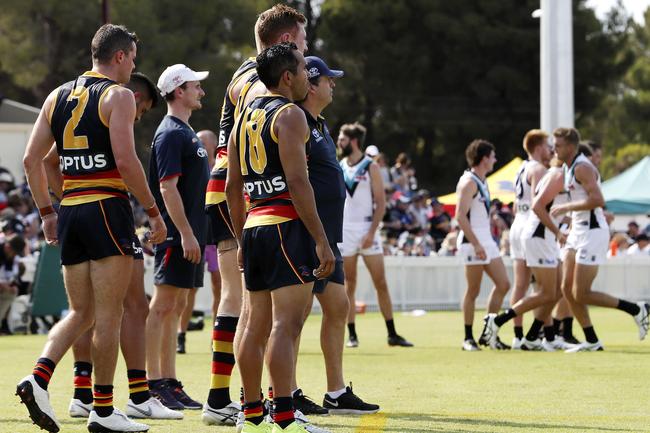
[532,171,564,238]
[225,132,246,242]
[43,144,62,200]
[455,179,481,247]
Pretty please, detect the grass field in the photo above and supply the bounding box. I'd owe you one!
[1,308,649,433]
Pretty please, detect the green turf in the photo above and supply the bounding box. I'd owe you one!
[1,308,649,433]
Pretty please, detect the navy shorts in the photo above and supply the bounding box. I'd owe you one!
[58,197,135,266]
[312,243,344,294]
[207,202,235,244]
[242,219,319,291]
[153,245,205,288]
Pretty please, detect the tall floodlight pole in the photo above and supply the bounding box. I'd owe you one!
[540,0,574,132]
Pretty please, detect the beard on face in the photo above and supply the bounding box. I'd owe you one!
[340,144,353,157]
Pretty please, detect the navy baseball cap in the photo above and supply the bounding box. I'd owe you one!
[305,56,344,80]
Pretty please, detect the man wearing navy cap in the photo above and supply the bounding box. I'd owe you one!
[295,56,379,415]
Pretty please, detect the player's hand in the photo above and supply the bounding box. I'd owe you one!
[473,243,487,261]
[550,204,567,218]
[41,214,58,246]
[361,232,375,250]
[556,231,567,246]
[313,241,335,279]
[181,233,201,264]
[147,215,167,245]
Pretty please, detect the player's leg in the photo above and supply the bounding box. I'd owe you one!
[478,257,511,349]
[238,290,272,427]
[176,287,197,354]
[362,253,413,346]
[17,261,95,432]
[510,258,531,343]
[343,254,360,347]
[462,264,484,350]
[267,282,314,429]
[122,260,183,420]
[69,329,93,417]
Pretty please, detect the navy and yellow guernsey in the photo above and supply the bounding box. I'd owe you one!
[235,95,304,229]
[49,71,126,206]
[205,58,259,207]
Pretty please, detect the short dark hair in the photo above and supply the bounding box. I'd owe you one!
[91,24,138,64]
[465,139,495,167]
[255,4,307,49]
[583,139,601,151]
[340,122,367,148]
[7,234,26,256]
[578,142,593,157]
[126,72,159,108]
[553,127,581,146]
[256,42,300,89]
[163,82,187,102]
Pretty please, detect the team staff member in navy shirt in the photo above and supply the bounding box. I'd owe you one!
[294,56,379,414]
[145,64,210,410]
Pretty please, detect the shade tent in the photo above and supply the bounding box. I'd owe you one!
[438,157,524,214]
[602,156,650,214]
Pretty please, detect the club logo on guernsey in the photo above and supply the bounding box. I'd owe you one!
[197,147,208,158]
[311,128,323,142]
[60,154,107,171]
[244,176,287,196]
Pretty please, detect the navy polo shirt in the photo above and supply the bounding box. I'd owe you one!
[149,115,210,248]
[302,108,346,243]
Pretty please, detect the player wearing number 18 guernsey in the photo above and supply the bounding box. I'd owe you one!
[226,42,334,433]
[550,127,649,352]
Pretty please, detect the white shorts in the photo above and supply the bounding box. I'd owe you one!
[564,227,609,266]
[509,219,527,260]
[457,235,501,266]
[338,224,383,257]
[524,236,560,268]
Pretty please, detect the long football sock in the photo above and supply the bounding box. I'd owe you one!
[583,326,599,344]
[93,384,114,417]
[525,319,544,341]
[32,357,56,391]
[127,369,151,404]
[494,308,516,327]
[207,316,238,408]
[73,361,93,404]
[616,299,641,316]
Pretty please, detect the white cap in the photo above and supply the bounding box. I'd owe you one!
[365,145,379,157]
[157,64,209,96]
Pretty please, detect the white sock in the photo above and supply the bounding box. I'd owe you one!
[326,387,347,399]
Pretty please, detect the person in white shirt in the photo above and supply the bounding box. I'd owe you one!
[455,139,511,351]
[551,127,649,351]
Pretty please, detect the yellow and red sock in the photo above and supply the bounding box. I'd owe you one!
[32,357,56,390]
[73,361,93,404]
[93,384,114,417]
[244,400,264,426]
[207,316,238,408]
[127,369,150,405]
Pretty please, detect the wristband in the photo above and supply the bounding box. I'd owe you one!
[39,205,56,218]
[145,203,160,218]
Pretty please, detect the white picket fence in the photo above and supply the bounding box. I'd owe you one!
[143,255,650,313]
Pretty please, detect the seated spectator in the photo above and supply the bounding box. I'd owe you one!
[411,190,431,232]
[384,194,419,238]
[438,229,459,256]
[428,198,451,251]
[626,233,650,256]
[390,152,417,192]
[627,221,640,239]
[0,234,27,334]
[608,232,631,258]
[0,170,15,212]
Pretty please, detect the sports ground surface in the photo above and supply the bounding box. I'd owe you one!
[1,308,649,433]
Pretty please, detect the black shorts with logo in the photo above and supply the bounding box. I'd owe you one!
[133,235,143,261]
[242,219,319,291]
[207,202,236,244]
[312,243,344,294]
[58,197,135,266]
[153,245,205,289]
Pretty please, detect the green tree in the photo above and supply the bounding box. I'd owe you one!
[600,143,650,180]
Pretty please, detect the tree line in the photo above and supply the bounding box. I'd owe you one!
[0,0,647,193]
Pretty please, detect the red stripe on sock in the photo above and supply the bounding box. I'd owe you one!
[74,376,92,387]
[212,330,236,342]
[274,410,295,422]
[33,370,50,382]
[36,363,53,375]
[212,362,235,375]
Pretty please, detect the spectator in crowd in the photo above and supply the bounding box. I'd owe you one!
[0,234,27,334]
[0,170,15,212]
[608,232,631,258]
[374,152,392,189]
[626,233,650,256]
[428,198,451,251]
[489,199,509,246]
[390,152,417,192]
[411,190,431,232]
[627,221,640,239]
[384,194,419,238]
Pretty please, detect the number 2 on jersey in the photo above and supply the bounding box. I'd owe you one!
[63,86,90,150]
[239,108,268,175]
